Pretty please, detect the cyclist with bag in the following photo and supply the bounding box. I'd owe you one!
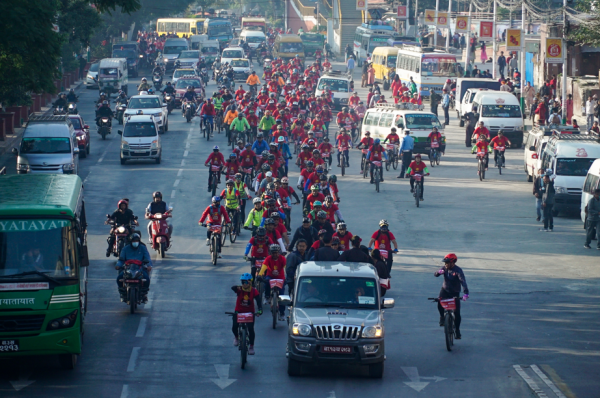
[489,130,511,167]
[231,273,262,354]
[434,254,469,339]
[405,154,430,200]
[258,244,287,320]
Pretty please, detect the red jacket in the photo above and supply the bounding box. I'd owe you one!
[199,205,231,225]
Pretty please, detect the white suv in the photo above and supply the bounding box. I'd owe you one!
[118,115,162,164]
[124,94,169,132]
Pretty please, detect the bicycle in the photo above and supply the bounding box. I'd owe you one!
[215,112,223,133]
[495,146,506,175]
[261,277,284,329]
[428,297,462,351]
[227,208,240,243]
[412,173,425,207]
[225,312,256,368]
[385,144,399,171]
[476,152,487,181]
[372,160,383,193]
[338,145,349,176]
[207,225,222,265]
[361,149,369,178]
[202,116,213,141]
[429,141,442,167]
[208,165,221,197]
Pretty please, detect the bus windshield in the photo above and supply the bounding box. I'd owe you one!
[421,57,458,77]
[556,158,596,176]
[0,224,77,279]
[280,42,303,53]
[404,114,442,129]
[481,105,521,118]
[318,78,349,92]
[208,25,232,37]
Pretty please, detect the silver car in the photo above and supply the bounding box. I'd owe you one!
[86,62,99,89]
[283,261,394,378]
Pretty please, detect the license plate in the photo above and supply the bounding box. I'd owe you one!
[134,150,147,153]
[321,345,352,354]
[125,279,139,283]
[0,340,20,352]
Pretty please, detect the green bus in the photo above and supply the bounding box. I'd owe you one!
[0,175,88,369]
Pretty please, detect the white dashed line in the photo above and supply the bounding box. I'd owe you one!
[530,365,567,398]
[177,169,183,177]
[173,179,180,187]
[144,291,154,309]
[127,347,140,372]
[183,150,189,157]
[152,269,159,283]
[185,141,191,148]
[120,384,129,398]
[171,190,176,199]
[181,159,186,166]
[136,317,148,337]
[513,365,548,398]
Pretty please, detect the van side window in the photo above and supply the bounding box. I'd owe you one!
[395,115,404,128]
[540,151,551,171]
[378,113,393,127]
[364,112,379,126]
[584,174,600,194]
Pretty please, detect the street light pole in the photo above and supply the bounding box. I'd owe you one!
[434,0,439,47]
[492,0,497,79]
[465,2,472,74]
[445,0,452,51]
[521,3,526,111]
[562,0,567,123]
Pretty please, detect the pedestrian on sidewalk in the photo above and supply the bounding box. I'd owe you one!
[346,55,355,76]
[584,189,600,249]
[460,34,466,49]
[541,172,556,232]
[345,44,354,62]
[398,130,414,178]
[361,61,369,87]
[523,82,535,113]
[509,54,518,77]
[429,88,440,116]
[441,89,450,125]
[367,63,375,87]
[566,94,574,125]
[480,42,488,63]
[533,168,545,222]
[497,51,506,78]
[585,95,597,131]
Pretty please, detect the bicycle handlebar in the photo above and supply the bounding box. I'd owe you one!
[428,296,463,302]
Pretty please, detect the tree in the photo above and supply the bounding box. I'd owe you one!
[568,0,600,46]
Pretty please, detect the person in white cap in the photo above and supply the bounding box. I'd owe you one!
[257,171,274,196]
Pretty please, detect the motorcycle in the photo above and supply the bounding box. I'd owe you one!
[53,106,66,115]
[115,101,127,125]
[148,209,173,258]
[183,101,195,123]
[98,117,112,140]
[119,259,148,314]
[200,68,209,85]
[163,93,174,115]
[153,73,163,90]
[67,101,78,115]
[105,215,138,257]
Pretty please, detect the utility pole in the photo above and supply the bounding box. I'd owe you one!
[445,0,452,51]
[434,0,439,47]
[465,2,472,74]
[562,0,567,123]
[521,3,526,111]
[492,0,497,79]
[406,0,410,35]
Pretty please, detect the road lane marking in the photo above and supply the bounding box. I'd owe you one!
[136,317,148,337]
[185,141,191,148]
[401,366,429,392]
[531,365,568,398]
[173,179,180,187]
[513,365,549,397]
[177,169,183,177]
[97,148,108,164]
[181,159,186,166]
[9,371,34,391]
[184,150,189,157]
[171,190,176,199]
[540,365,577,398]
[120,385,129,398]
[127,347,140,372]
[152,269,159,283]
[144,291,154,309]
[83,170,92,184]
[211,364,236,389]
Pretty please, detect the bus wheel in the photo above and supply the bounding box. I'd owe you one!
[59,353,78,370]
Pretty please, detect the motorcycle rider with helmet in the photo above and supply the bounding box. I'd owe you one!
[53,93,68,109]
[181,86,198,117]
[96,100,114,127]
[115,233,152,302]
[145,191,172,244]
[137,77,151,92]
[162,81,175,96]
[106,199,138,257]
[66,89,78,103]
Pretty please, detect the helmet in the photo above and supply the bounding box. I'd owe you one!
[266,198,276,206]
[253,197,261,204]
[226,179,234,185]
[379,219,389,227]
[212,196,221,203]
[342,107,348,112]
[229,153,237,159]
[264,217,275,225]
[374,138,380,144]
[281,177,289,183]
[269,244,281,253]
[312,149,320,154]
[442,253,458,263]
[317,210,327,219]
[256,227,267,236]
[337,222,346,230]
[311,184,319,191]
[415,153,422,159]
[261,163,270,171]
[306,160,314,167]
[313,201,322,207]
[213,145,220,151]
[234,173,242,180]
[240,273,252,281]
[325,195,333,202]
[261,150,269,158]
[446,79,451,83]
[130,233,141,241]
[118,199,128,208]
[270,211,280,219]
[278,136,285,143]
[319,175,327,181]
[267,182,275,190]
[268,154,276,160]
[328,175,337,183]
[152,191,162,199]
[102,100,109,106]
[142,77,147,82]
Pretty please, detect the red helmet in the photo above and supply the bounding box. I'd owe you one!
[118,199,128,209]
[442,253,458,263]
[446,79,451,84]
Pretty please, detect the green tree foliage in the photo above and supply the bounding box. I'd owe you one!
[568,0,600,46]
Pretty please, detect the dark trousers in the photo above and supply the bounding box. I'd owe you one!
[585,219,600,247]
[400,150,412,176]
[232,317,256,345]
[430,105,438,116]
[443,106,450,125]
[437,289,461,330]
[543,204,554,229]
[409,176,424,198]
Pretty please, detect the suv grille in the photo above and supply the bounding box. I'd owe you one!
[0,315,45,332]
[129,143,152,150]
[315,325,360,340]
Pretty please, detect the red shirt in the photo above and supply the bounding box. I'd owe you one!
[234,286,260,313]
[333,231,353,251]
[368,145,385,161]
[240,149,256,167]
[473,126,490,140]
[323,203,339,222]
[490,136,509,149]
[201,103,216,116]
[223,160,240,178]
[274,222,287,238]
[318,142,333,156]
[385,133,400,145]
[246,113,259,127]
[349,96,360,106]
[199,205,231,225]
[428,131,442,142]
[408,160,427,174]
[360,137,374,148]
[371,230,396,251]
[261,255,286,279]
[298,152,312,168]
[205,152,225,166]
[306,192,325,208]
[249,236,273,258]
[337,134,351,149]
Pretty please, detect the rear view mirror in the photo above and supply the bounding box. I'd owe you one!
[529,146,536,151]
[11,148,18,155]
[278,295,291,306]
[382,298,395,308]
[83,125,90,129]
[73,147,80,154]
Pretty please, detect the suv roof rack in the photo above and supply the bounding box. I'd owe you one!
[323,70,345,77]
[375,103,423,111]
[27,114,72,124]
[549,131,599,141]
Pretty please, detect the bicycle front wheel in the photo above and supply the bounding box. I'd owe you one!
[436,150,441,166]
[240,327,248,369]
[430,150,435,167]
[211,236,218,265]
[415,185,420,207]
[478,161,484,181]
[221,226,228,247]
[272,290,279,329]
[393,154,399,170]
[444,313,454,351]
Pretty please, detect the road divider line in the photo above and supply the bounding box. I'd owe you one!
[513,365,549,398]
[97,148,108,163]
[181,159,186,166]
[173,179,180,187]
[144,291,154,309]
[185,141,191,148]
[136,317,148,337]
[171,190,176,199]
[177,169,183,177]
[152,269,159,283]
[183,150,189,157]
[120,384,129,398]
[127,347,140,372]
[531,365,567,398]
[540,365,577,398]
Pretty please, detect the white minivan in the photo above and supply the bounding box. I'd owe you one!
[581,158,600,223]
[540,134,600,216]
[523,125,581,182]
[239,29,266,49]
[315,71,354,110]
[472,91,524,147]
[119,115,162,165]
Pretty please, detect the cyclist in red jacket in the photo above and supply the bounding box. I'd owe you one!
[199,196,231,247]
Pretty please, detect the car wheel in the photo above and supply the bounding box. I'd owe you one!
[120,158,126,165]
[287,358,302,376]
[156,154,161,164]
[165,120,169,132]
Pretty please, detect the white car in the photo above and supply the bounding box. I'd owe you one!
[315,71,354,110]
[176,50,200,69]
[119,115,162,165]
[221,47,245,66]
[86,62,99,89]
[172,68,197,86]
[230,59,252,81]
[124,94,169,133]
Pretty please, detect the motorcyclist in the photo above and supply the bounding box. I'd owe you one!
[145,191,172,244]
[434,253,469,339]
[181,86,198,117]
[162,82,175,95]
[152,63,163,76]
[96,92,108,107]
[137,77,151,92]
[66,89,78,103]
[54,93,68,108]
[106,199,137,257]
[95,100,114,127]
[115,233,152,302]
[116,90,129,104]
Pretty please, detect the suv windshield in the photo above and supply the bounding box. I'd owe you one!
[318,78,349,92]
[223,50,243,58]
[20,137,71,154]
[123,122,156,137]
[404,114,442,129]
[112,50,136,59]
[295,276,379,309]
[128,97,161,109]
[179,51,200,58]
[175,79,202,89]
[164,46,188,55]
[556,158,596,176]
[201,46,218,54]
[246,36,265,43]
[481,105,521,118]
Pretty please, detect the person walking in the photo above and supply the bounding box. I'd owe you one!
[497,51,506,78]
[367,63,375,87]
[540,172,556,232]
[480,42,488,64]
[346,55,355,76]
[532,168,545,222]
[397,130,414,178]
[361,61,369,87]
[429,88,440,116]
[345,44,354,62]
[584,189,600,249]
[441,89,450,125]
[585,95,597,132]
[523,82,535,113]
[509,54,518,77]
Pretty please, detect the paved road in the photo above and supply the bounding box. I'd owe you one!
[0,59,598,398]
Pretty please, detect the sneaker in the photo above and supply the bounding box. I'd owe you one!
[540,228,548,232]
[584,244,591,249]
[548,229,553,232]
[396,175,403,178]
[380,179,384,182]
[455,330,462,339]
[106,249,111,257]
[410,188,414,193]
[536,217,541,222]
[439,316,444,327]
[206,239,210,246]
[233,337,239,346]
[596,247,600,250]
[278,313,285,321]
[248,345,255,355]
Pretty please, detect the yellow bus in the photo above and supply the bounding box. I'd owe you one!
[371,46,399,84]
[156,18,204,37]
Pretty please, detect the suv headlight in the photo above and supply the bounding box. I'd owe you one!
[17,164,29,172]
[362,325,382,338]
[151,140,158,149]
[63,163,75,171]
[555,186,568,194]
[292,323,311,336]
[121,141,130,150]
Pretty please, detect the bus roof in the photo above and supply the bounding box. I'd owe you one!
[241,17,266,22]
[0,175,83,218]
[361,22,395,31]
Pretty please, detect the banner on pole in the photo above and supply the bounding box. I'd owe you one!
[397,6,407,18]
[455,16,469,33]
[506,29,522,51]
[356,0,367,11]
[479,21,494,41]
[425,10,436,24]
[546,38,563,64]
[437,12,448,26]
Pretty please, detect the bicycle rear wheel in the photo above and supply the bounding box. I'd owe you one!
[341,156,345,176]
[430,150,435,167]
[444,313,454,351]
[478,161,484,181]
[363,161,369,179]
[211,236,218,265]
[240,327,248,369]
[436,150,441,166]
[385,155,391,171]
[221,226,228,247]
[393,154,399,170]
[375,169,380,193]
[272,290,278,329]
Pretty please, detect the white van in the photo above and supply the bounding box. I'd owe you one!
[524,125,581,182]
[540,134,600,216]
[239,29,266,49]
[190,34,208,50]
[458,88,491,125]
[118,115,162,165]
[200,39,220,63]
[361,103,445,154]
[98,58,128,95]
[454,78,501,125]
[315,71,354,110]
[581,159,600,223]
[472,91,524,147]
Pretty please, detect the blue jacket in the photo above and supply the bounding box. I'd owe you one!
[117,243,152,269]
[252,140,269,154]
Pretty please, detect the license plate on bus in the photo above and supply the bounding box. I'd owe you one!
[321,345,352,354]
[0,340,20,352]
